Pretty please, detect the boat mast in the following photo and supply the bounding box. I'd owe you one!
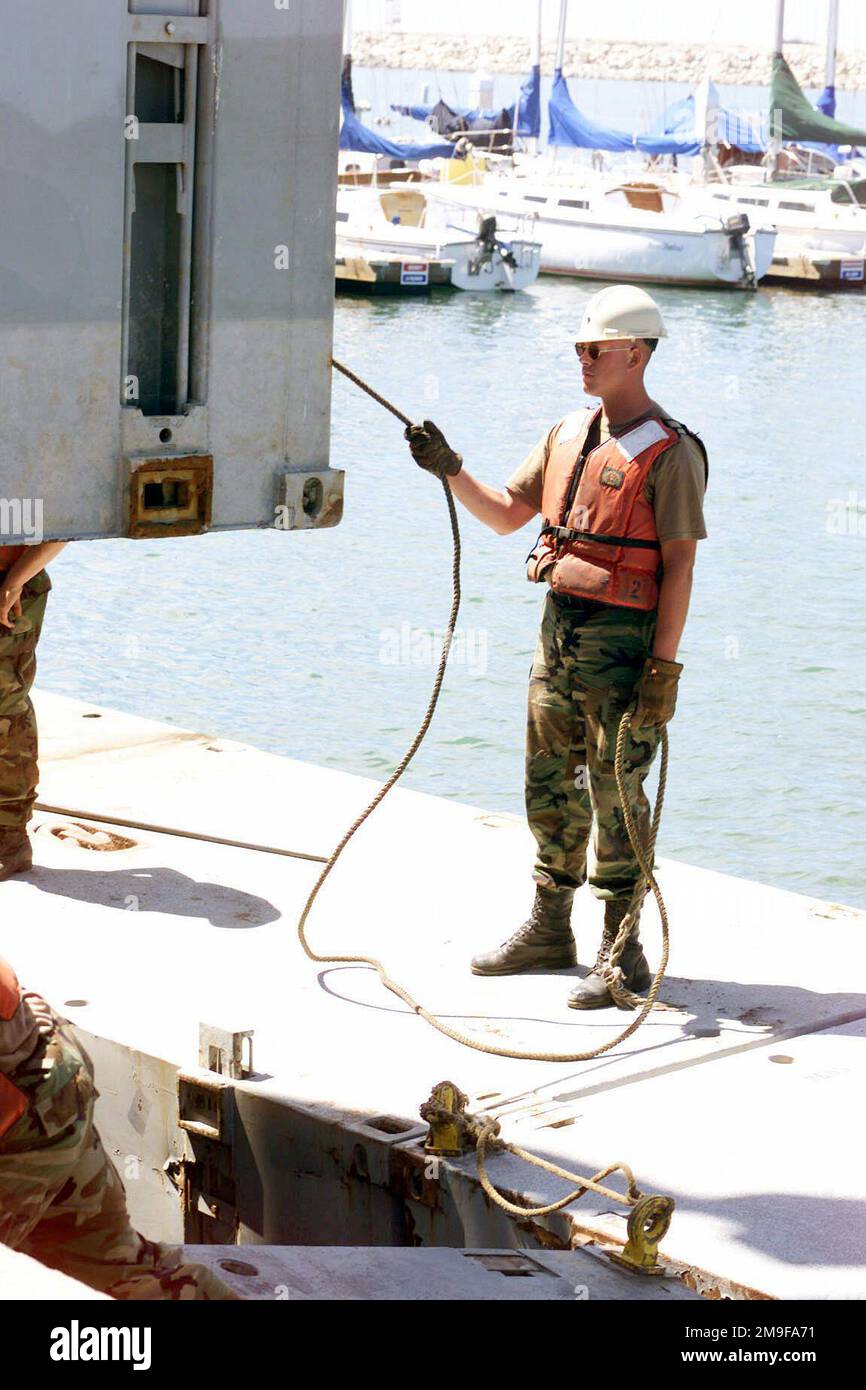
[824,0,840,103]
[767,0,785,179]
[556,0,568,74]
[343,0,373,187]
[772,0,785,56]
[529,0,543,158]
[342,0,354,113]
[553,0,568,165]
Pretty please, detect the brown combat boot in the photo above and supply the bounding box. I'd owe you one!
[567,898,651,1009]
[0,830,32,881]
[471,884,577,976]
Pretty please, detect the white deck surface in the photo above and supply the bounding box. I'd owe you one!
[3,690,864,1299]
[0,1243,109,1300]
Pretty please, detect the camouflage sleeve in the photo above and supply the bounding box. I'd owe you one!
[644,436,708,542]
[504,425,557,514]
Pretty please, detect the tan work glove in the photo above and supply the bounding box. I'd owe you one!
[404,419,463,479]
[632,657,683,730]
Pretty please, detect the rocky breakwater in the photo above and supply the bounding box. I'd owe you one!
[354,33,866,92]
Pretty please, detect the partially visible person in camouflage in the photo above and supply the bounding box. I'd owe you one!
[406,285,707,1009]
[0,955,237,1299]
[0,539,68,880]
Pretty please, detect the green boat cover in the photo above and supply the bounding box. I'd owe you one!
[770,54,866,145]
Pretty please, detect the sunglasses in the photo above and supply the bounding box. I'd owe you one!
[574,342,636,361]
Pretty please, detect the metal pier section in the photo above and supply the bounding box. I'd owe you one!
[3,691,864,1300]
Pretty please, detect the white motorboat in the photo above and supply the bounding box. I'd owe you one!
[423,174,776,290]
[335,186,541,293]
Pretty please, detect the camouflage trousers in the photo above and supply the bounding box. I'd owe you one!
[0,1009,237,1300]
[526,590,660,904]
[0,568,51,832]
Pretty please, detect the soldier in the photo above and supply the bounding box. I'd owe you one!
[0,539,68,880]
[406,286,707,1009]
[0,954,237,1299]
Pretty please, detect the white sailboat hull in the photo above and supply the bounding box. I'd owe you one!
[677,178,866,262]
[531,215,775,286]
[424,185,775,288]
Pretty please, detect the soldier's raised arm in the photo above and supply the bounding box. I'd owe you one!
[405,420,538,535]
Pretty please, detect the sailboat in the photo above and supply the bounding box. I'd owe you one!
[674,0,866,288]
[401,0,865,290]
[420,2,774,289]
[512,0,866,289]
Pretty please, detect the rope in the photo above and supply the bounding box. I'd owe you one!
[423,1100,645,1224]
[599,712,670,1013]
[33,803,330,865]
[477,1120,642,1220]
[299,359,670,1065]
[332,357,412,428]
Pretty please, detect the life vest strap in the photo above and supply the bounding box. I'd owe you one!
[0,1070,27,1140]
[540,523,661,553]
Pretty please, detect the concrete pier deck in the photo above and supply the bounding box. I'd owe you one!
[2,691,864,1299]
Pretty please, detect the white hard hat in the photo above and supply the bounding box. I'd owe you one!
[577,285,667,342]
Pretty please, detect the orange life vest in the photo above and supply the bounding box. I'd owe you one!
[526,405,685,612]
[0,544,26,573]
[0,956,19,1023]
[0,956,26,1139]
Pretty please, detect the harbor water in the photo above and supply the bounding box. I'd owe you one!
[37,74,866,912]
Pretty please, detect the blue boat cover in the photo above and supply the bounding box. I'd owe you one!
[340,53,454,157]
[651,95,695,138]
[655,88,861,159]
[391,102,478,120]
[341,56,355,115]
[339,108,456,160]
[657,93,767,154]
[391,65,541,139]
[816,84,837,118]
[518,64,542,139]
[548,71,700,155]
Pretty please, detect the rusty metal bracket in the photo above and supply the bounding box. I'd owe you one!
[608,1194,675,1276]
[389,1145,443,1210]
[127,453,213,538]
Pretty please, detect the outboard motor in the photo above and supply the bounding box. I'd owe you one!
[723,212,756,289]
[478,216,498,255]
[474,215,517,271]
